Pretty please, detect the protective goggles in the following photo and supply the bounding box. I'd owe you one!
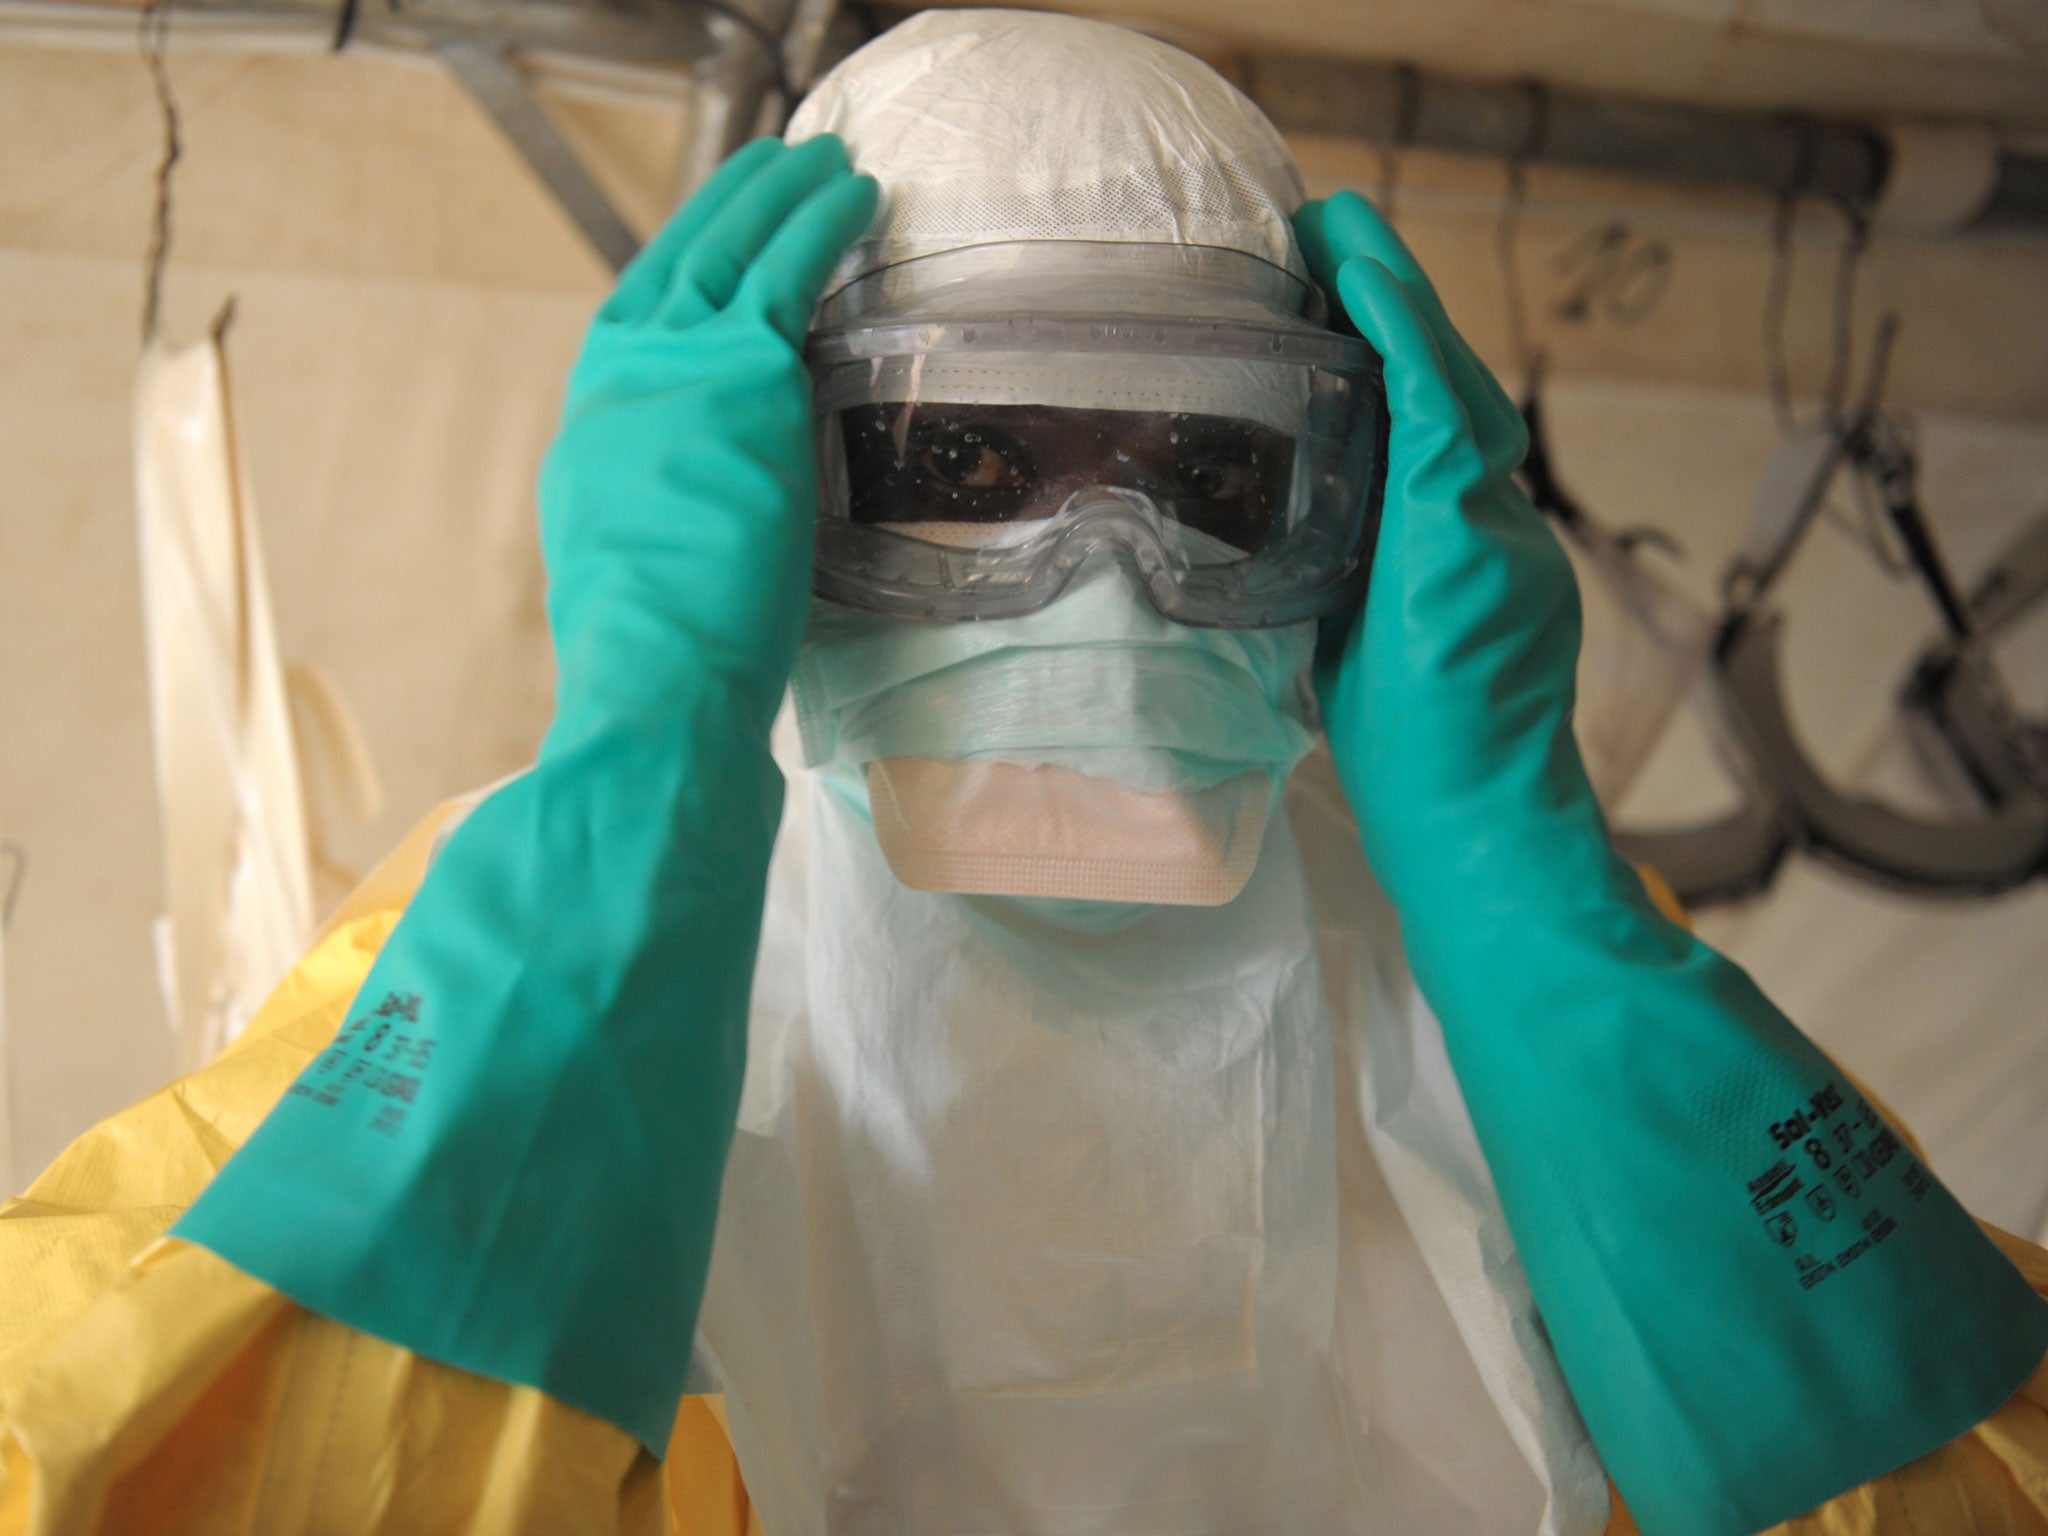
[805,244,1388,629]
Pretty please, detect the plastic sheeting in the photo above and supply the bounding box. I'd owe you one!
[0,44,594,1175]
[133,323,315,1068]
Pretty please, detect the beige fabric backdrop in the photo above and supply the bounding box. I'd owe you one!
[1,40,2042,1237]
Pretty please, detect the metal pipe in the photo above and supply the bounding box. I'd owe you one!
[439,35,645,270]
[1244,54,1892,207]
[670,0,837,205]
[1239,50,2048,232]
[166,0,733,67]
[676,41,771,200]
[777,0,840,95]
[17,0,2048,234]
[1979,150,2048,228]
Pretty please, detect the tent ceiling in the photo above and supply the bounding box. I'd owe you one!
[17,0,2048,131]
[6,9,2045,421]
[2,31,2045,1211]
[1013,0,2048,133]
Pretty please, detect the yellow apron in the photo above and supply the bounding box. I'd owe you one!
[1,808,2041,1534]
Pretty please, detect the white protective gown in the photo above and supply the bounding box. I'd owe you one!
[701,11,1612,1531]
[689,722,1612,1536]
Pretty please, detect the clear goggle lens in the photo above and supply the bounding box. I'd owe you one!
[841,402,1295,556]
[806,310,1387,629]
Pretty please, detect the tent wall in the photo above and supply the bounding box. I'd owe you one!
[1,38,2043,1235]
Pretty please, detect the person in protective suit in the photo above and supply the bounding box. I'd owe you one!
[2,12,2045,1536]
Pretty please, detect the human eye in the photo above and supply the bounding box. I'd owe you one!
[1169,417,1266,503]
[1157,415,1297,554]
[913,420,1033,494]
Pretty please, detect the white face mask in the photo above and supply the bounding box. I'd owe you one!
[790,557,1320,906]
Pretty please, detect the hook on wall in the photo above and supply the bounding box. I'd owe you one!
[1820,198,1875,424]
[1762,114,1882,436]
[1375,63,1422,225]
[1763,115,1820,431]
[1495,78,1550,389]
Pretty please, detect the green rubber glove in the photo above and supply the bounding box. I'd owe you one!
[175,136,878,1453]
[1299,191,2048,1536]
